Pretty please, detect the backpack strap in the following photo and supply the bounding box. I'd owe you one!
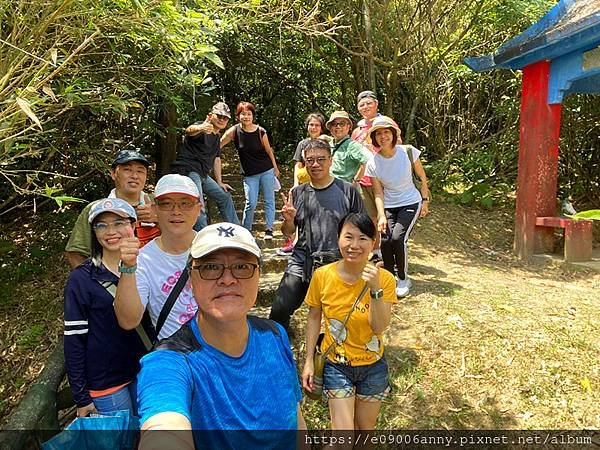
[247,315,281,336]
[402,145,422,192]
[234,123,241,148]
[154,267,190,339]
[98,280,153,352]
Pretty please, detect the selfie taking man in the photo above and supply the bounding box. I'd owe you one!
[171,102,239,231]
[137,223,305,450]
[114,174,201,341]
[269,139,365,332]
[65,150,160,269]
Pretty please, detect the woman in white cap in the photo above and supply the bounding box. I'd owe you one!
[364,116,430,297]
[64,198,147,417]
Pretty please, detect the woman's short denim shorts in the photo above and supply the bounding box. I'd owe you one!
[323,357,391,402]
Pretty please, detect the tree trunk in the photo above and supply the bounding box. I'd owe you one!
[155,101,179,177]
[0,340,65,450]
[362,0,376,92]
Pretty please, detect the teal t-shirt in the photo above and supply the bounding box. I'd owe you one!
[331,136,369,182]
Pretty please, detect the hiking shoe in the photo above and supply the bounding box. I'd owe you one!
[276,237,294,256]
[264,229,273,240]
[395,277,411,297]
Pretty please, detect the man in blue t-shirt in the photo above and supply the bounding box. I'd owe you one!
[137,222,305,450]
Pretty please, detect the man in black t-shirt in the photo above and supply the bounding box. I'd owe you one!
[171,102,240,230]
[269,139,365,332]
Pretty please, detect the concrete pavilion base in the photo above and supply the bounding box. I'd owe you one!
[532,247,600,272]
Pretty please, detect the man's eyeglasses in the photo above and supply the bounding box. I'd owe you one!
[215,114,229,121]
[305,157,328,165]
[93,219,133,232]
[156,199,199,211]
[192,263,259,280]
[331,121,348,128]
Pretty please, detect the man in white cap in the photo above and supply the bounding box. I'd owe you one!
[136,223,305,450]
[114,174,202,341]
[171,102,239,231]
[65,150,160,269]
[326,110,370,184]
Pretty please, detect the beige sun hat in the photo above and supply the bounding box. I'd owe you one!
[366,115,401,145]
[326,111,353,130]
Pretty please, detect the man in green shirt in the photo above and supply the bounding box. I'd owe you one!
[65,150,160,269]
[326,110,370,183]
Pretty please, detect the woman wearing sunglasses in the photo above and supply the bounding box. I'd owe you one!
[64,198,147,417]
[302,212,397,430]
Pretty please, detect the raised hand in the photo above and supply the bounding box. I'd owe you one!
[280,191,296,222]
[187,120,214,136]
[361,262,381,292]
[136,194,155,222]
[120,225,140,269]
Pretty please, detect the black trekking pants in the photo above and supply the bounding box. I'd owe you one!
[380,202,421,280]
[269,272,309,331]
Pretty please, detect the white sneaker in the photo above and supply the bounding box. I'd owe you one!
[395,277,410,297]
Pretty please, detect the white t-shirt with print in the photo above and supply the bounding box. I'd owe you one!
[365,144,422,207]
[136,239,197,340]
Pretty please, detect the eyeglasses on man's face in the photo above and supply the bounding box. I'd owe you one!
[156,199,199,211]
[93,218,133,232]
[191,262,259,280]
[305,156,329,166]
[331,121,349,128]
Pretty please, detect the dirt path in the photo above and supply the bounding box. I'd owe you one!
[371,202,599,429]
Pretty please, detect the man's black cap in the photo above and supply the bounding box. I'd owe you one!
[111,150,150,168]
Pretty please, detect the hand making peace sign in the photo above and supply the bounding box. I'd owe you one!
[280,190,296,222]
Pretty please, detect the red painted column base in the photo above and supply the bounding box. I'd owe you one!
[514,60,562,260]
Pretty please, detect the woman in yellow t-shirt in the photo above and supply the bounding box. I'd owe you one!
[302,212,397,429]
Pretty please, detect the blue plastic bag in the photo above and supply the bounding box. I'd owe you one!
[42,410,139,450]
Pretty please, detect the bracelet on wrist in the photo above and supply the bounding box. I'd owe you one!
[118,260,137,273]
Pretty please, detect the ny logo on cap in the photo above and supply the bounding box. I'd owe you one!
[217,226,235,237]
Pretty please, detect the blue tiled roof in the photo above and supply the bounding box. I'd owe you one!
[465,0,600,71]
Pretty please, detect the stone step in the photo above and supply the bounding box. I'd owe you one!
[255,271,283,307]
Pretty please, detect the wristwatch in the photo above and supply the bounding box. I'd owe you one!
[118,260,137,274]
[370,289,384,300]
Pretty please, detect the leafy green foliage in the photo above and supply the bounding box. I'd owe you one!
[567,210,600,221]
[0,0,223,210]
[1,0,598,214]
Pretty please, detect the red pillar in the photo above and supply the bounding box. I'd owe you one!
[514,60,562,260]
